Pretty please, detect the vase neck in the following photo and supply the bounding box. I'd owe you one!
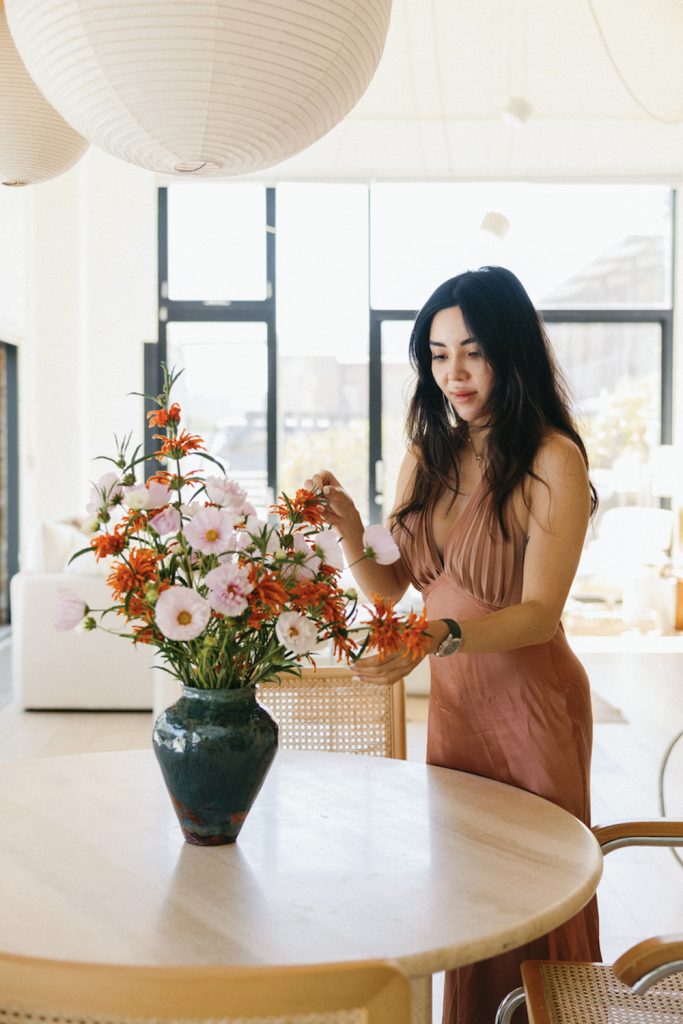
[181,685,256,706]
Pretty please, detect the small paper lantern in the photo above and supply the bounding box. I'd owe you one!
[5,0,392,178]
[0,3,87,187]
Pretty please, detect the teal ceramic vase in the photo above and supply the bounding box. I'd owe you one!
[152,685,278,846]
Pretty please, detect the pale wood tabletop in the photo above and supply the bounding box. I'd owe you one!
[0,748,602,1022]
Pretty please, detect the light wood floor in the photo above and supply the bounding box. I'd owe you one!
[1,649,681,978]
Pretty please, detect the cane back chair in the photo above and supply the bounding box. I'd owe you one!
[496,819,683,1024]
[0,954,411,1024]
[257,667,407,758]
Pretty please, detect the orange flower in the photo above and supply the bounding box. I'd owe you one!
[121,509,148,532]
[154,430,205,460]
[363,596,404,660]
[147,402,182,428]
[132,622,157,644]
[400,610,432,662]
[274,488,327,528]
[248,571,288,614]
[107,548,160,602]
[91,528,126,561]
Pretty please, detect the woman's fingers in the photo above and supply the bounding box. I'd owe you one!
[304,470,341,493]
[352,649,425,685]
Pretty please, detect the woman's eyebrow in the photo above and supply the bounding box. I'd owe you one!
[427,337,477,346]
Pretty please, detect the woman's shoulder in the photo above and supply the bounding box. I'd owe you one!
[531,431,589,490]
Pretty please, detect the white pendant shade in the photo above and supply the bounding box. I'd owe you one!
[4,0,392,178]
[0,4,87,187]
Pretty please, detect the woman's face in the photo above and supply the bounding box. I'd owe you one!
[428,305,495,427]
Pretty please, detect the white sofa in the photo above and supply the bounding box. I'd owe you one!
[11,520,154,710]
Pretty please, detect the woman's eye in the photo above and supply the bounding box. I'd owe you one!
[431,353,446,361]
[467,350,481,359]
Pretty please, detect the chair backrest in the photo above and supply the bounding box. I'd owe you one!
[257,667,407,759]
[0,954,411,1024]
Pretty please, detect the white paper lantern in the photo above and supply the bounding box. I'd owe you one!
[0,3,87,187]
[5,0,392,178]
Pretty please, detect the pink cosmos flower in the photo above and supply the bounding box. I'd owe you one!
[183,507,235,556]
[362,524,400,565]
[284,533,321,581]
[314,528,344,571]
[275,611,318,655]
[205,475,248,513]
[149,506,181,535]
[54,587,88,631]
[154,586,211,641]
[146,481,172,510]
[124,481,172,511]
[205,563,254,616]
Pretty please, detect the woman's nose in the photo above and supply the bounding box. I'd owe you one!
[447,357,466,380]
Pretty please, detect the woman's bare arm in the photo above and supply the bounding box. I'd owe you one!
[305,452,416,602]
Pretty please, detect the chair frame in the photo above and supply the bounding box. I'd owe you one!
[495,818,683,1024]
[0,954,411,1024]
[257,666,407,759]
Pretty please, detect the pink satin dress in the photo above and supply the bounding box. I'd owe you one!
[397,479,601,1024]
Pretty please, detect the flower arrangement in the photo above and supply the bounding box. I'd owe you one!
[56,368,430,690]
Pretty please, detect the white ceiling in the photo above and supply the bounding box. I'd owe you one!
[243,0,683,183]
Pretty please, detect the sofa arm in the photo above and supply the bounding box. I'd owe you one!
[11,573,155,710]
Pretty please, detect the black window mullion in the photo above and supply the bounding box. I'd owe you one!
[368,309,417,525]
[153,186,276,496]
[368,311,381,523]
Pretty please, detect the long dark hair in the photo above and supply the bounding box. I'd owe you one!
[393,266,597,539]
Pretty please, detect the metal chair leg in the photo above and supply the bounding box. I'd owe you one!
[495,986,526,1024]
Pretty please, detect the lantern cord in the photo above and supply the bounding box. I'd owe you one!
[586,0,683,126]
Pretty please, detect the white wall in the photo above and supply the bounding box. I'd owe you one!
[7,148,157,564]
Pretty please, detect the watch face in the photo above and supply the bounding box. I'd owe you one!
[436,634,462,657]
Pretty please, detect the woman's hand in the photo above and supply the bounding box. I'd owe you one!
[304,470,362,536]
[351,620,449,686]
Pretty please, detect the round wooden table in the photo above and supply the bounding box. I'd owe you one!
[0,749,602,1023]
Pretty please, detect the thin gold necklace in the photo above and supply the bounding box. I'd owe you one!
[467,432,487,470]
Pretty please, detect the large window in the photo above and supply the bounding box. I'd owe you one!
[155,183,675,629]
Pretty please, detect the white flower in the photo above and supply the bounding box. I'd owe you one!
[122,481,171,512]
[87,471,123,516]
[275,611,318,655]
[205,563,254,617]
[80,515,100,535]
[154,586,211,641]
[183,507,236,556]
[54,587,88,631]
[236,515,278,554]
[362,524,401,565]
[205,475,248,512]
[314,528,345,571]
[123,484,150,511]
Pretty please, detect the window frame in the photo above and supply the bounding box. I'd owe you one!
[154,185,676,522]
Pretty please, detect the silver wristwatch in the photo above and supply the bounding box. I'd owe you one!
[435,618,463,657]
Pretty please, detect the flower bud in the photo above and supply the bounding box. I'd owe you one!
[81,616,97,632]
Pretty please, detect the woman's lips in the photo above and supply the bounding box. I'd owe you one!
[450,391,476,400]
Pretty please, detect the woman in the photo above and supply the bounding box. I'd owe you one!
[305,266,601,1024]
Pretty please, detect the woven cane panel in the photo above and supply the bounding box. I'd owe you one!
[539,962,683,1024]
[0,1009,365,1024]
[257,676,395,758]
